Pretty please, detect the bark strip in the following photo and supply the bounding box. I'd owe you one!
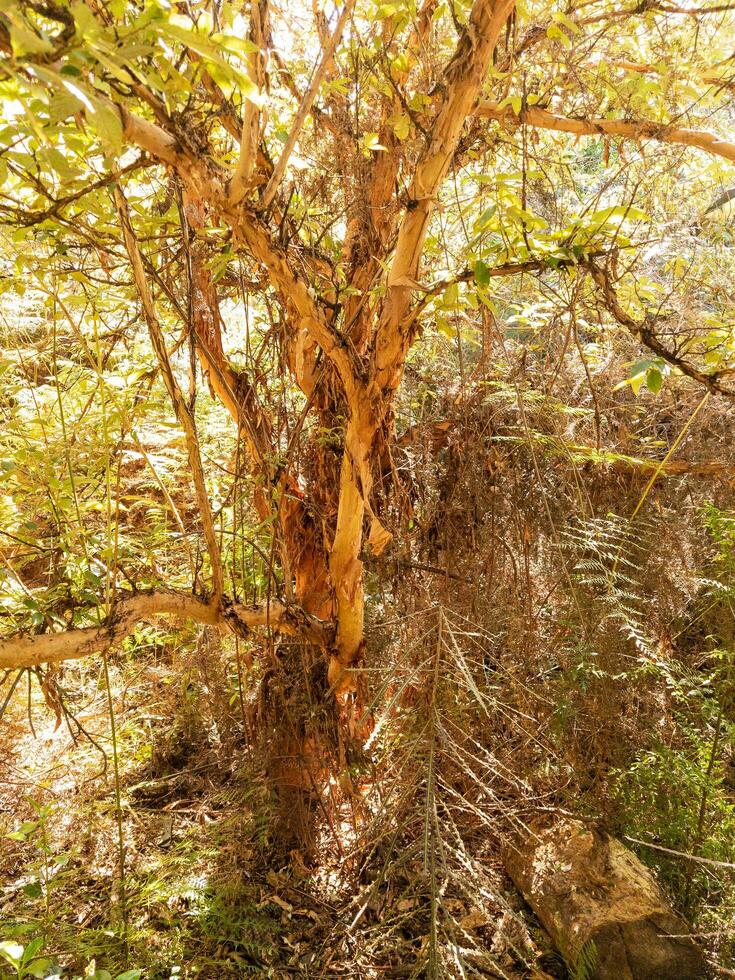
[115,186,226,599]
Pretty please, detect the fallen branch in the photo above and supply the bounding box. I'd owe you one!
[624,835,735,870]
[0,589,334,670]
[504,819,707,979]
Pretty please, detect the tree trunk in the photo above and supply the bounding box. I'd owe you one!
[503,819,707,979]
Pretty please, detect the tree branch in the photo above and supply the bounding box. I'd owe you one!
[106,101,361,408]
[223,204,363,406]
[373,0,516,392]
[586,260,735,398]
[341,0,438,349]
[228,0,270,206]
[0,589,334,670]
[115,185,227,598]
[325,0,516,683]
[0,156,150,228]
[118,106,184,169]
[258,0,356,211]
[476,101,735,166]
[395,251,621,335]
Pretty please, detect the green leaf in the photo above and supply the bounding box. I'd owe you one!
[473,205,497,233]
[436,315,454,340]
[375,2,400,18]
[26,960,54,979]
[551,11,581,34]
[646,367,663,393]
[474,260,490,287]
[71,0,100,37]
[4,11,53,57]
[626,369,646,396]
[45,73,96,113]
[389,112,410,140]
[158,22,261,103]
[0,942,24,968]
[89,98,123,155]
[443,282,460,308]
[546,24,572,48]
[24,938,44,960]
[213,34,259,57]
[361,132,387,154]
[46,91,84,125]
[583,205,649,229]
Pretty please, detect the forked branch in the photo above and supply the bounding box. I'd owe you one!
[119,97,363,408]
[373,0,516,391]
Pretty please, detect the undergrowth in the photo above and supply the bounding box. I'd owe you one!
[3,388,735,977]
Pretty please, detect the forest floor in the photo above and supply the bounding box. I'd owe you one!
[4,386,735,979]
[0,629,561,979]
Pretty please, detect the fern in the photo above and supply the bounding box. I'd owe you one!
[573,939,598,980]
[345,605,537,978]
[561,514,655,658]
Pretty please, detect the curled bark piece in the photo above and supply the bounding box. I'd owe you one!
[503,819,706,979]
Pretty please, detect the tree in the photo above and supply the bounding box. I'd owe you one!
[1,0,735,823]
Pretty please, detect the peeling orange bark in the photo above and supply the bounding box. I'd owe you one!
[103,0,518,692]
[185,198,333,619]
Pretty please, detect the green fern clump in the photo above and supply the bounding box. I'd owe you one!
[573,939,598,980]
[611,505,735,961]
[615,725,735,876]
[561,513,656,658]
